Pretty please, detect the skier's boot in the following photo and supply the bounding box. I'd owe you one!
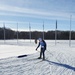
[42,57,45,60]
[37,57,41,59]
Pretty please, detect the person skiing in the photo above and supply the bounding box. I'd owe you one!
[36,38,46,60]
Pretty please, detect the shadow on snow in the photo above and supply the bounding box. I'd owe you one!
[46,60,75,71]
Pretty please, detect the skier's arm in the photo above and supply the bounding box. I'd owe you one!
[36,42,40,50]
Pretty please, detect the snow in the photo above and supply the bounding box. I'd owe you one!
[0,40,37,59]
[0,40,75,75]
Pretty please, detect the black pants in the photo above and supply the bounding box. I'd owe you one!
[40,48,45,59]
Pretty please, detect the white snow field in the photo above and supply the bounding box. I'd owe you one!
[0,40,75,75]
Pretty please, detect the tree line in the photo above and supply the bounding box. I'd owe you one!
[0,27,75,40]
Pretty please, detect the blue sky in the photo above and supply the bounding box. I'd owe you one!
[0,0,75,31]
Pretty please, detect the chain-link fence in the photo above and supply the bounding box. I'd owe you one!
[0,19,75,46]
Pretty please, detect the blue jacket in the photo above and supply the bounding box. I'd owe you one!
[36,40,46,50]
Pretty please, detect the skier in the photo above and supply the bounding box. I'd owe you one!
[36,38,46,60]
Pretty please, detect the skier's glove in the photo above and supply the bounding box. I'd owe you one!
[36,48,37,51]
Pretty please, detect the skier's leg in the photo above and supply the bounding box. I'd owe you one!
[39,49,42,58]
[38,49,42,59]
[43,49,45,60]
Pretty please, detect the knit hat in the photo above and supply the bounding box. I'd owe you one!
[38,38,42,41]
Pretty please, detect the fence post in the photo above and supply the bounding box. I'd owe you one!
[3,22,5,44]
[69,15,72,46]
[17,23,18,44]
[43,21,44,40]
[29,22,31,43]
[55,20,57,45]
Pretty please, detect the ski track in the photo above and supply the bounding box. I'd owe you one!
[0,40,75,75]
[0,51,75,75]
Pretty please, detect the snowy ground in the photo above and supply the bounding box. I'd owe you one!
[0,40,75,75]
[0,40,37,59]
